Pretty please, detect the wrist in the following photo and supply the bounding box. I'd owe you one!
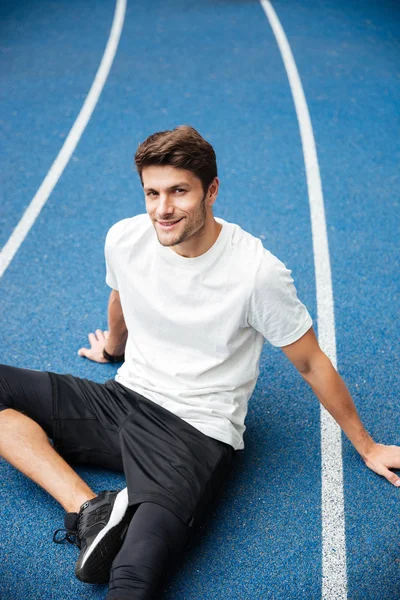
[103,348,125,363]
[354,433,375,460]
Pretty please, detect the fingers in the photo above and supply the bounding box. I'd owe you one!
[380,467,400,487]
[88,330,107,345]
[364,444,400,487]
[384,445,400,470]
[79,330,108,362]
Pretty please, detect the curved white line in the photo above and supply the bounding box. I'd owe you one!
[0,0,127,279]
[259,1,347,598]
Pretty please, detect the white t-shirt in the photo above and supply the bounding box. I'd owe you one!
[105,214,312,450]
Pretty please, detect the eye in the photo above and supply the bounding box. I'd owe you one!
[174,188,186,194]
[146,191,158,197]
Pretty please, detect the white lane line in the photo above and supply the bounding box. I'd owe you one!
[0,0,127,280]
[259,1,347,598]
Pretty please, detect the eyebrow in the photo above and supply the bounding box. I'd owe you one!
[143,182,191,192]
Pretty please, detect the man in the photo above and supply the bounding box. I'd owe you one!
[1,125,400,599]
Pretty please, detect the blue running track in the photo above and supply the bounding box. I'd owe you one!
[0,0,399,598]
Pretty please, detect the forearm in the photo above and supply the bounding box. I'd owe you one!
[282,329,400,485]
[302,353,374,458]
[106,290,128,355]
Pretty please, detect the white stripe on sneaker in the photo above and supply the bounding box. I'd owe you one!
[80,488,129,568]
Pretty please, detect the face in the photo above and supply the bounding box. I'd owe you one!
[142,165,218,251]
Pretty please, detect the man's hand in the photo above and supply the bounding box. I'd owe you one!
[363,443,400,487]
[78,329,110,363]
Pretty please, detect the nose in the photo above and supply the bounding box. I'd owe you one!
[156,194,174,218]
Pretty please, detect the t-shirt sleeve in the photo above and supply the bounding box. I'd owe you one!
[248,251,313,347]
[104,225,119,290]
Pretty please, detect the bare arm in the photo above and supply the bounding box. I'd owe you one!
[78,289,128,363]
[282,327,400,486]
[105,289,128,356]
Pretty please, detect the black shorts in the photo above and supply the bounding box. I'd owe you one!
[43,372,234,525]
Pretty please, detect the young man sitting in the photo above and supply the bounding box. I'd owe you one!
[1,125,399,600]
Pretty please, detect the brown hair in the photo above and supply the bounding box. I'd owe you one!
[134,125,217,194]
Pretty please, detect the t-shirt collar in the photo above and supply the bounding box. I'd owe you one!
[155,217,230,268]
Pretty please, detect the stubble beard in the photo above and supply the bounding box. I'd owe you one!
[155,195,207,248]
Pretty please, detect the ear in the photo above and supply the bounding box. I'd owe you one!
[206,177,219,207]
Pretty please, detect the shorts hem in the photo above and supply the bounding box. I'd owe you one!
[127,493,191,525]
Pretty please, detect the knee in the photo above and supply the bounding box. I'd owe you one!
[0,408,49,444]
[0,407,24,421]
[106,503,189,600]
[107,530,168,599]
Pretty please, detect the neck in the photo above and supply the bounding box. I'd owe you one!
[173,216,222,258]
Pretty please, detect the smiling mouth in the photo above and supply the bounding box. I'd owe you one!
[157,218,183,228]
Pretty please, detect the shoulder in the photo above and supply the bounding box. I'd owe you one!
[257,249,291,284]
[105,214,152,249]
[252,248,297,304]
[219,219,283,286]
[221,219,294,293]
[218,218,265,264]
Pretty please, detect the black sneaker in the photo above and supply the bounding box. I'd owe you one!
[53,488,133,584]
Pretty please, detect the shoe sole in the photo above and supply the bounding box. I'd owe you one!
[75,488,132,584]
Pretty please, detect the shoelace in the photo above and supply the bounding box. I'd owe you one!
[53,528,79,546]
[53,505,100,545]
[53,494,113,546]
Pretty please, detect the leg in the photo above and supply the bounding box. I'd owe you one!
[0,364,95,512]
[0,365,133,584]
[106,502,189,600]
